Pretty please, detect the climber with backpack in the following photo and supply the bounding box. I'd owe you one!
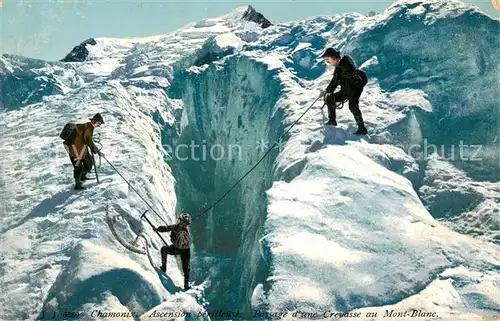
[60,113,104,190]
[319,48,368,135]
[153,213,192,290]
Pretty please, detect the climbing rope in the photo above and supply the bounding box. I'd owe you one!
[323,93,344,110]
[323,67,365,111]
[99,95,322,233]
[193,96,323,220]
[90,136,170,255]
[99,68,366,255]
[102,155,170,226]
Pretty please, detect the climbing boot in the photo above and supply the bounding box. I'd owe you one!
[353,114,367,135]
[74,180,85,190]
[354,126,368,135]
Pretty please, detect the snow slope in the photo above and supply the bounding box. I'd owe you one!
[1,1,499,320]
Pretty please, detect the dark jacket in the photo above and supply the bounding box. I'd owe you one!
[157,223,191,249]
[326,55,363,93]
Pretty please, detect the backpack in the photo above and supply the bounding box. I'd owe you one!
[59,123,77,144]
[356,69,368,87]
[173,228,191,250]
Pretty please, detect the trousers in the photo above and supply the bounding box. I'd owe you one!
[325,87,365,126]
[161,245,190,289]
[64,143,93,181]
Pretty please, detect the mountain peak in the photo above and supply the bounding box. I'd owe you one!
[61,38,97,62]
[241,5,272,28]
[228,5,272,29]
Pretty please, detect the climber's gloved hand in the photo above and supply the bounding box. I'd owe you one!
[92,147,103,157]
[319,89,327,98]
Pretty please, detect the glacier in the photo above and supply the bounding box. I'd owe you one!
[1,1,499,320]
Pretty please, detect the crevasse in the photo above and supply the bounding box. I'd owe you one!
[164,55,284,315]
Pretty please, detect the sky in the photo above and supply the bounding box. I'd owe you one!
[1,0,498,61]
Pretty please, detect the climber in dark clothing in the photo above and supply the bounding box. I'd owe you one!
[319,48,368,135]
[154,214,192,290]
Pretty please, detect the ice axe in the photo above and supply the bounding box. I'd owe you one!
[141,210,168,246]
[320,95,327,122]
[90,149,100,184]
